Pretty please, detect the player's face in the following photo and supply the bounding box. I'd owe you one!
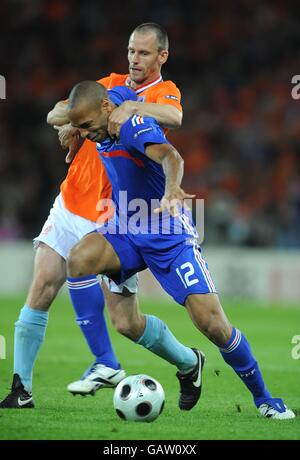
[128,31,168,84]
[69,106,109,143]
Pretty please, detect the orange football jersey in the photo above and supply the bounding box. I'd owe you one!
[60,73,182,222]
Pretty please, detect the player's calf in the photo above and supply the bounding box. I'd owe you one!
[185,293,232,346]
[26,243,66,310]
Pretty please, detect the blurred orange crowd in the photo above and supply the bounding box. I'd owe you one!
[1,0,300,246]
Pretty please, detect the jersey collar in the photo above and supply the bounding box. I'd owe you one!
[125,75,163,94]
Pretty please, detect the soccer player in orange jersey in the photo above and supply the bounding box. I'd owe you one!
[0,23,190,407]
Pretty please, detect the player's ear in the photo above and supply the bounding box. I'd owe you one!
[159,50,168,65]
[101,97,111,112]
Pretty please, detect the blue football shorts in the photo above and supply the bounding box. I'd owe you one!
[97,220,217,306]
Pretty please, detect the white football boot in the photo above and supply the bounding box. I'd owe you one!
[258,398,295,420]
[67,363,126,396]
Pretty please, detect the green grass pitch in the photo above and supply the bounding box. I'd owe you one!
[0,294,299,440]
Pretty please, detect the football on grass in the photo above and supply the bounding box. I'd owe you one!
[113,374,165,422]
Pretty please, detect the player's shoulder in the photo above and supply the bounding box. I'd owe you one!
[153,79,180,94]
[108,73,128,85]
[120,115,160,144]
[97,73,128,89]
[159,79,180,90]
[144,79,181,101]
[157,80,181,98]
[125,115,159,131]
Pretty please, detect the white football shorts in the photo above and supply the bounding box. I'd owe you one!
[34,193,138,294]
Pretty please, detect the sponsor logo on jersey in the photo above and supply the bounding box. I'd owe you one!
[133,127,153,139]
[164,95,179,101]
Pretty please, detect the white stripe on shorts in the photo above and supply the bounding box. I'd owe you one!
[192,243,216,293]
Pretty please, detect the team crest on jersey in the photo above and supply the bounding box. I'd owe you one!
[137,96,145,102]
[131,115,144,127]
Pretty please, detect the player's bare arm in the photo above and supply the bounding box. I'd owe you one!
[108,101,182,137]
[46,97,80,163]
[47,102,82,163]
[50,99,182,146]
[145,143,195,216]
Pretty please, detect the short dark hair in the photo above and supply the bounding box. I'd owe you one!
[68,80,107,110]
[132,23,169,51]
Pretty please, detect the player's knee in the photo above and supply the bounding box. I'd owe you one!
[67,243,96,277]
[202,314,231,347]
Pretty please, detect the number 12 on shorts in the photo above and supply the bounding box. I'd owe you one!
[176,262,199,288]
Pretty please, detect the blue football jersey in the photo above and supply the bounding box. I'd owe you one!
[97,86,197,239]
[96,114,169,217]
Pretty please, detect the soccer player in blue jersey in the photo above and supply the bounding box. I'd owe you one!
[65,80,295,419]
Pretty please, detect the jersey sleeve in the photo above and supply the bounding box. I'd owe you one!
[156,82,182,112]
[108,86,137,105]
[121,116,169,154]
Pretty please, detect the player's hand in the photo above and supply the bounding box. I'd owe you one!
[154,186,196,217]
[53,124,81,164]
[65,131,82,164]
[108,101,136,138]
[53,123,77,149]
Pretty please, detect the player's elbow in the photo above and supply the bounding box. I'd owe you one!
[46,110,55,125]
[171,147,184,167]
[47,101,69,126]
[164,108,182,130]
[172,109,183,129]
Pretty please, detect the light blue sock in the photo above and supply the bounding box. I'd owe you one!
[14,304,49,392]
[136,315,196,372]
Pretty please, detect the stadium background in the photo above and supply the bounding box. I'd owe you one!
[0,0,299,441]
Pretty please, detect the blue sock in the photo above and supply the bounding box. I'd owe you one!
[220,328,272,407]
[14,304,49,392]
[136,314,197,372]
[67,275,120,370]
